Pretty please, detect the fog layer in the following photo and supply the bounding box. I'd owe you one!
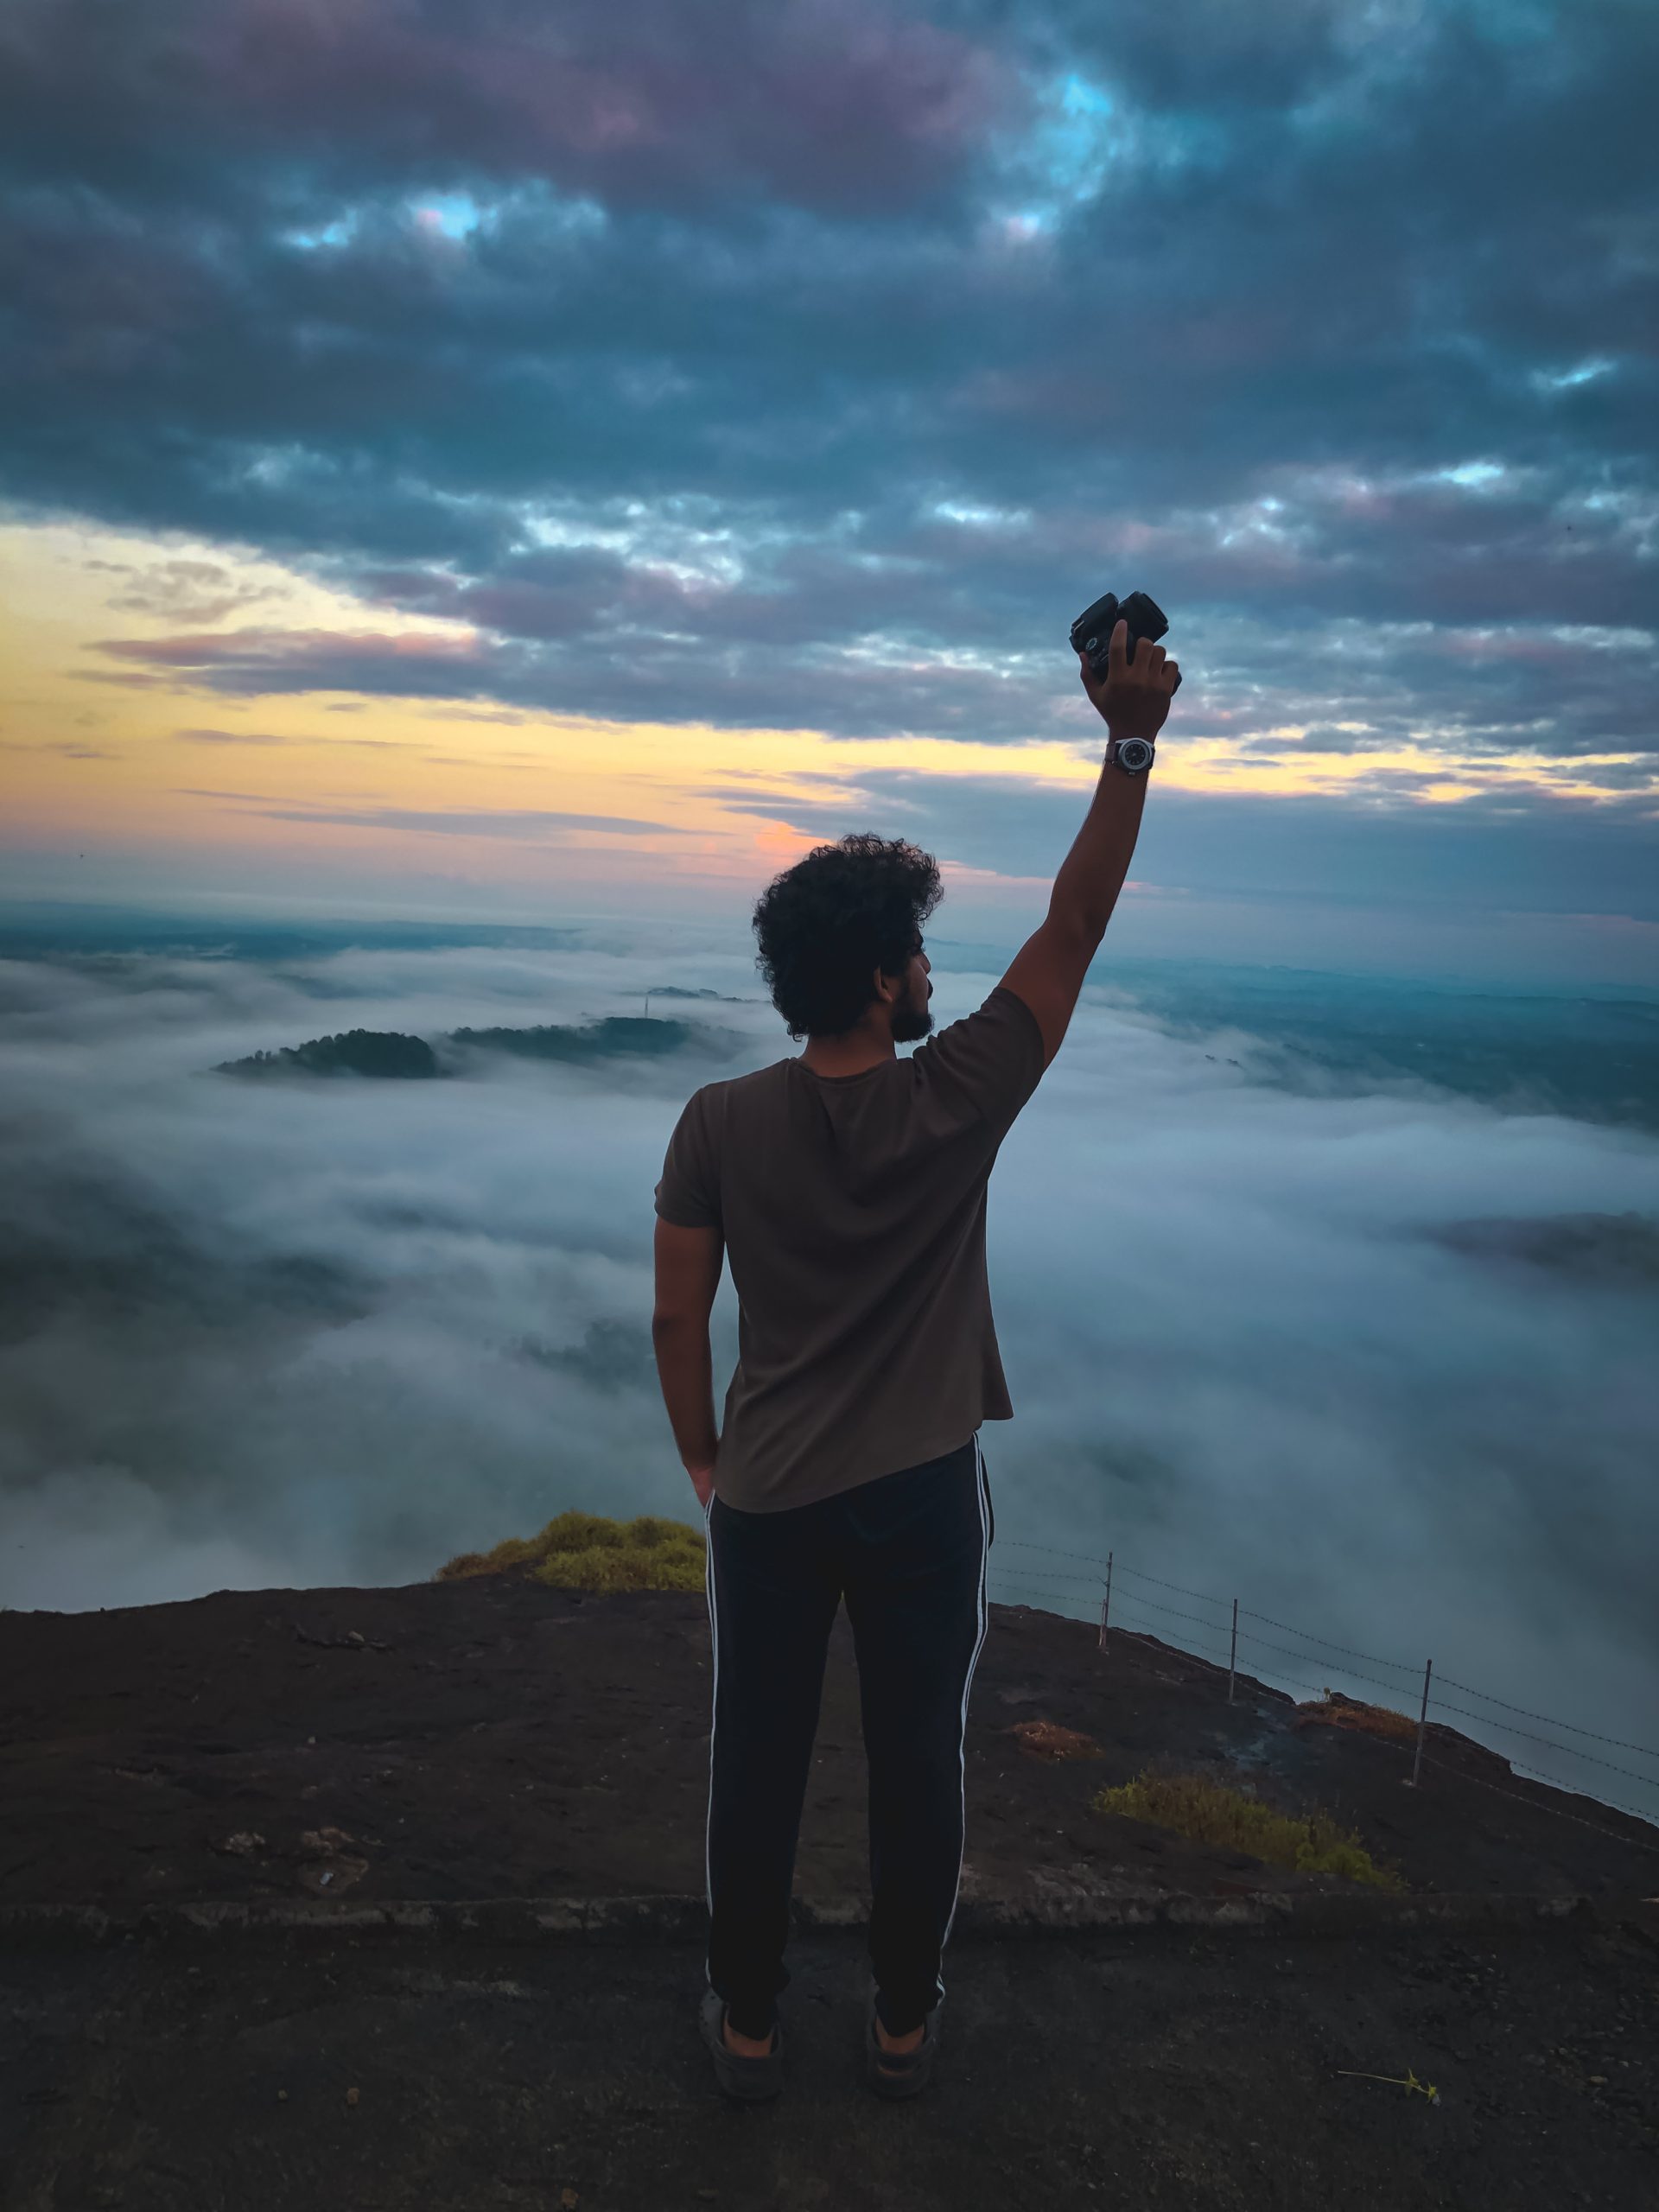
[2,923,1655,1817]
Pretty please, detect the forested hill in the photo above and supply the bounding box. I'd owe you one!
[215,1014,733,1079]
[217,1030,440,1080]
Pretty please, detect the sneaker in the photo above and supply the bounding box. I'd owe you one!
[864,1979,941,2099]
[699,1985,784,2102]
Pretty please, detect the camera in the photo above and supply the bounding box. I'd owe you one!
[1069,590,1168,679]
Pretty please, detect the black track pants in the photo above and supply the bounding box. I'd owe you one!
[701,1432,993,2041]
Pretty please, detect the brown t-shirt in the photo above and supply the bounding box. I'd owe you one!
[653,984,1047,1513]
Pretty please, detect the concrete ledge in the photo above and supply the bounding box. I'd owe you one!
[1,1886,1638,1953]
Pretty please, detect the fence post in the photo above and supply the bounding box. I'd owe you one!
[1408,1658,1433,1787]
[1227,1599,1238,1705]
[1098,1550,1112,1654]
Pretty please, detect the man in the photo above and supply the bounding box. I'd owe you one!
[652,619,1180,2101]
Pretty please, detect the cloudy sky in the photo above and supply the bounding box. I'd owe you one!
[1,0,1656,981]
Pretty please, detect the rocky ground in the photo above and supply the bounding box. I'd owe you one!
[3,1575,1656,2209]
[3,1577,1657,1911]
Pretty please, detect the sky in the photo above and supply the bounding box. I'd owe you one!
[1,0,1656,983]
[2,927,1656,1824]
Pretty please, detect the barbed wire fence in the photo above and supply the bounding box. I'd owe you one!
[985,1539,1659,1853]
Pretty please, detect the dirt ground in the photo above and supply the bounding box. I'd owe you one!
[3,1917,1656,2211]
[3,1578,1657,1915]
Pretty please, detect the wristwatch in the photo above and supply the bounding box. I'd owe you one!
[1107,734,1156,774]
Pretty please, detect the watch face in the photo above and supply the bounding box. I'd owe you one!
[1116,738,1155,772]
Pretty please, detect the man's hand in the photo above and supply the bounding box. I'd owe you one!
[686,1460,717,1510]
[1080,616,1181,742]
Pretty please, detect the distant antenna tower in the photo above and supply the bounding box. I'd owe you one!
[644,993,652,1018]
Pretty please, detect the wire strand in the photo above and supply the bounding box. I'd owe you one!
[1433,1676,1659,1765]
[1231,1625,1423,1705]
[1417,1699,1659,1793]
[1235,1609,1423,1676]
[999,1537,1115,1569]
[1103,1601,1239,1672]
[1112,1561,1237,1610]
[1419,1750,1659,1853]
[988,1580,1093,1609]
[1102,1586,1242,1639]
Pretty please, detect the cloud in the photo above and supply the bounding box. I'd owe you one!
[175,726,293,746]
[0,0,1650,782]
[162,791,686,839]
[99,627,493,700]
[0,0,1011,216]
[694,763,1659,925]
[1,739,115,759]
[239,804,684,838]
[1,925,1656,1821]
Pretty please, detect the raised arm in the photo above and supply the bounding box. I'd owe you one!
[999,617,1181,1066]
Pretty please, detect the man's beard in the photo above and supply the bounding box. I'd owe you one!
[891,997,935,1045]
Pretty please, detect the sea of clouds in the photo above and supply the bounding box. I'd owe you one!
[2,921,1656,1818]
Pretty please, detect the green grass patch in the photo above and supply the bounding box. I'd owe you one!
[435,1509,706,1593]
[1091,1769,1405,1891]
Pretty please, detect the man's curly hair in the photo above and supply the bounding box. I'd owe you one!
[752,832,944,1041]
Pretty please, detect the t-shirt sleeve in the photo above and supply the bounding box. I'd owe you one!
[654,1089,723,1230]
[912,984,1047,1140]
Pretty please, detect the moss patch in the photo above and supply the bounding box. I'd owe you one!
[435,1509,706,1592]
[1092,1769,1405,1891]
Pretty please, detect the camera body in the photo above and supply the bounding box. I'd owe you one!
[1069,589,1168,679]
